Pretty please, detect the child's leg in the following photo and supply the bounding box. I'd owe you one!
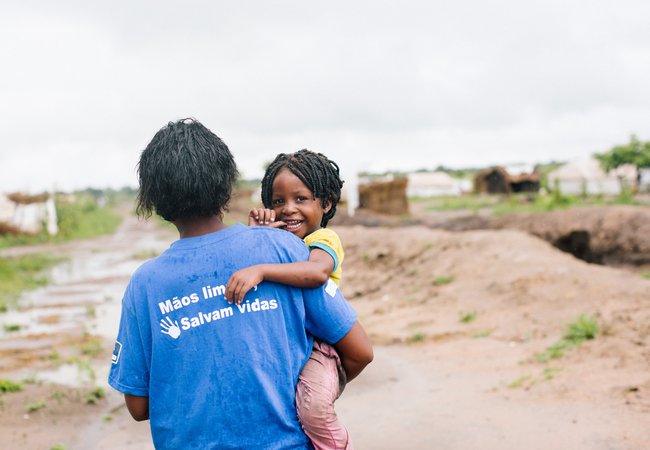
[296,341,352,450]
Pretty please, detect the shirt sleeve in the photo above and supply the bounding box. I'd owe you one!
[303,279,356,344]
[305,229,343,273]
[108,281,150,397]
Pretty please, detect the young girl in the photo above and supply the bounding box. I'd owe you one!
[225,149,352,450]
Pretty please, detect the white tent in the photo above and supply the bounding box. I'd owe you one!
[547,158,634,195]
[407,172,465,197]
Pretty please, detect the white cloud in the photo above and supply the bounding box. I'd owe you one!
[2,0,650,192]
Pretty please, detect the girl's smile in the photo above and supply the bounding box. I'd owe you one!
[271,168,331,239]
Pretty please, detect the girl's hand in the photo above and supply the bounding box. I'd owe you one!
[248,208,286,228]
[225,266,265,305]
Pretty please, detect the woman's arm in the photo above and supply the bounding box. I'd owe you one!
[225,248,334,304]
[124,394,149,421]
[332,321,374,382]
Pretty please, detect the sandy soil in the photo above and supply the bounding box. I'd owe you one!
[1,206,649,449]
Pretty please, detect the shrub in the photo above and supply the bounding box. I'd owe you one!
[0,378,23,393]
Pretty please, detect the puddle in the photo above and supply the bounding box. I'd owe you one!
[0,215,174,387]
[0,306,83,337]
[37,363,95,387]
[50,254,143,286]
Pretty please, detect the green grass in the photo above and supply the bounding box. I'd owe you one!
[536,341,570,362]
[0,253,63,310]
[508,367,563,389]
[79,335,103,358]
[86,386,105,404]
[508,375,534,389]
[21,375,38,385]
[0,195,122,249]
[418,192,644,218]
[50,390,66,405]
[472,329,492,338]
[432,275,454,286]
[565,314,599,341]
[542,367,562,380]
[3,323,21,332]
[642,272,650,280]
[0,378,23,393]
[491,192,576,216]
[49,350,63,366]
[536,315,598,362]
[419,195,499,212]
[407,332,426,343]
[70,358,96,382]
[26,400,46,413]
[55,197,122,240]
[459,311,477,323]
[130,248,160,260]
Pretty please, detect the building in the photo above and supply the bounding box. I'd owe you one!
[0,193,58,236]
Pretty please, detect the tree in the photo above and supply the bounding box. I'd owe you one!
[595,135,650,171]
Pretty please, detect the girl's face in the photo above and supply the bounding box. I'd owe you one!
[270,168,331,239]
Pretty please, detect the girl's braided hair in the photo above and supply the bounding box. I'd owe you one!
[261,149,344,227]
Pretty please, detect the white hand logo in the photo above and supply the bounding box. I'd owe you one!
[160,316,181,339]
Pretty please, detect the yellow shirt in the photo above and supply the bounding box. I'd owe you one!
[304,228,344,285]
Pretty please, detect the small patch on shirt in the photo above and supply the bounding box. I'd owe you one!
[112,341,122,364]
[325,279,338,297]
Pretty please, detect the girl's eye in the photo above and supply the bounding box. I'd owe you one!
[296,196,307,202]
[272,199,283,206]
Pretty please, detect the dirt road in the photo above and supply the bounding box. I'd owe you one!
[340,346,645,450]
[1,212,648,449]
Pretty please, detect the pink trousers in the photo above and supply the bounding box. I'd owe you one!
[296,341,353,450]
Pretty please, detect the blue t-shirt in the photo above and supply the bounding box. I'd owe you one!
[108,224,357,450]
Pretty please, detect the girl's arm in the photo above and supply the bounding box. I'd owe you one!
[225,248,334,304]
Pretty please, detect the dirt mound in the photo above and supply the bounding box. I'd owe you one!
[397,205,650,266]
[336,225,650,411]
[489,206,650,265]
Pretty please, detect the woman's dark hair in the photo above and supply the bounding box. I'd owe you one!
[136,118,238,221]
[261,149,344,227]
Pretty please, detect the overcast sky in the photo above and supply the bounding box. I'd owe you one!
[2,0,650,192]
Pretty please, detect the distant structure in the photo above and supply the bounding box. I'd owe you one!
[509,172,541,193]
[547,158,636,195]
[358,177,409,215]
[639,168,650,192]
[474,167,540,195]
[406,172,467,197]
[344,171,359,217]
[0,193,58,236]
[474,167,511,194]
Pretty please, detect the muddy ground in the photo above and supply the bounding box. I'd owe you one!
[1,205,649,449]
